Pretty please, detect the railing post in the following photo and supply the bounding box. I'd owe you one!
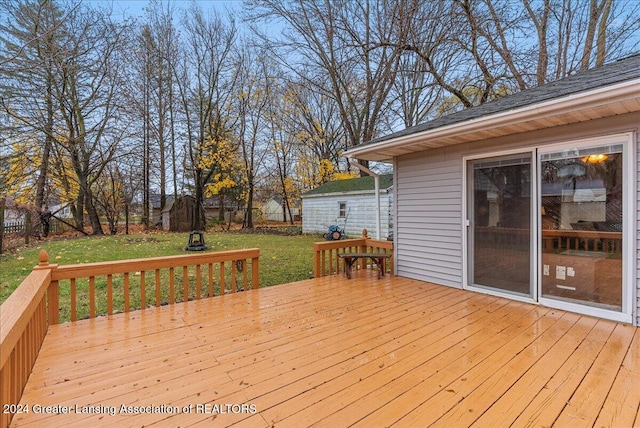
[252,256,260,289]
[32,250,59,325]
[47,280,59,325]
[313,243,321,278]
[360,230,368,270]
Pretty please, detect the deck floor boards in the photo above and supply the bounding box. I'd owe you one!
[11,274,640,427]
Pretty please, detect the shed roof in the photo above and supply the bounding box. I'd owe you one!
[345,54,640,162]
[150,194,175,209]
[303,174,393,197]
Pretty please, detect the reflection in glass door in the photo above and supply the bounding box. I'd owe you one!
[468,154,532,296]
[540,144,624,311]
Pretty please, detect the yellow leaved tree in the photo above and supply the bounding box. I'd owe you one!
[199,136,246,222]
[296,156,357,192]
[3,140,37,204]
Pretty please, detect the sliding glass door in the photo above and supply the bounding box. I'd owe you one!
[466,135,630,321]
[467,154,532,297]
[539,143,624,311]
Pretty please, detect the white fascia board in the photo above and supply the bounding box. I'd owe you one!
[344,78,640,159]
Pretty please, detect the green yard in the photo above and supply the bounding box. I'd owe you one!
[0,230,321,306]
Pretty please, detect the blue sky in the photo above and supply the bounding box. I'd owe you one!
[85,0,243,20]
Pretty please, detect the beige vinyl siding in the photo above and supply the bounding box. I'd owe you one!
[396,150,463,287]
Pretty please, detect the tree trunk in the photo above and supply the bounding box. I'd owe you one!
[0,197,5,254]
[244,181,254,229]
[75,185,85,231]
[194,169,203,230]
[596,0,612,67]
[85,189,104,235]
[218,194,225,222]
[36,70,54,210]
[581,0,601,70]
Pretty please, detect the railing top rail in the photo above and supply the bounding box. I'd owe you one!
[0,257,51,369]
[313,238,366,251]
[51,248,260,280]
[313,237,393,252]
[364,238,393,250]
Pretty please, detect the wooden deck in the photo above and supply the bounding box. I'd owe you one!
[10,273,640,427]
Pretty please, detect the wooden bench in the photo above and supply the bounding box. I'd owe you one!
[338,253,391,279]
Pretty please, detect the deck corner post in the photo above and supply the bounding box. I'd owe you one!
[33,250,60,325]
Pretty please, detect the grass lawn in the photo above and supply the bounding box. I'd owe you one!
[0,230,321,307]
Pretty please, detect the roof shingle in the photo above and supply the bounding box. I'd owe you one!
[364,53,640,146]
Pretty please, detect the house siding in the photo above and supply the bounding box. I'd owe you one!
[637,134,640,325]
[396,151,463,287]
[302,192,391,239]
[395,112,640,325]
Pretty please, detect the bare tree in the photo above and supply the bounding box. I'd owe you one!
[177,4,237,230]
[53,6,130,234]
[286,79,347,170]
[389,51,442,128]
[234,42,272,229]
[260,69,298,224]
[249,0,408,171]
[139,1,182,212]
[0,0,66,213]
[1,0,133,235]
[398,0,640,111]
[93,162,126,235]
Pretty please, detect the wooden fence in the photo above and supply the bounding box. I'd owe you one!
[2,219,68,236]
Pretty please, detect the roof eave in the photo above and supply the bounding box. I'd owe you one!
[344,78,640,162]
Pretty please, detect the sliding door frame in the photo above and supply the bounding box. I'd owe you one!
[537,133,634,323]
[462,132,634,323]
[462,148,539,304]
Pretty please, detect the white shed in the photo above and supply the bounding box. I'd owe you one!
[302,174,393,239]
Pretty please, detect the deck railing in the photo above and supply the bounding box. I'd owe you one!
[0,248,260,428]
[313,230,394,278]
[48,248,260,323]
[0,252,50,428]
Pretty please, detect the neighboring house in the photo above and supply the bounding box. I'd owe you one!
[302,174,393,239]
[1,195,23,223]
[345,54,640,326]
[262,197,301,222]
[48,204,73,219]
